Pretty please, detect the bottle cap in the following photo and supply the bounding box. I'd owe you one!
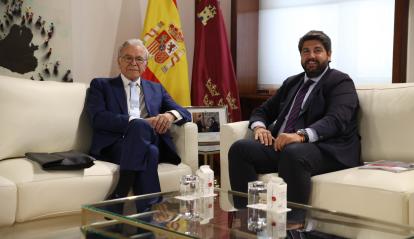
[199,165,214,173]
[269,176,284,184]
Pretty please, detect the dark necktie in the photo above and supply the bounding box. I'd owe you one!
[139,85,147,118]
[284,80,314,133]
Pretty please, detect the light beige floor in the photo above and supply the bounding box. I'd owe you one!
[0,215,82,239]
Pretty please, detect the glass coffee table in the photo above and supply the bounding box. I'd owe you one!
[81,189,414,239]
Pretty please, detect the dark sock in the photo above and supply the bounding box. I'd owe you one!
[110,170,136,198]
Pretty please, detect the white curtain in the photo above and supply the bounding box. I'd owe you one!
[258,0,395,87]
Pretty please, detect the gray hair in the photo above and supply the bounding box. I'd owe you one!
[118,39,149,59]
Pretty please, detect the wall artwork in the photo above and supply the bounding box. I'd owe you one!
[0,0,73,82]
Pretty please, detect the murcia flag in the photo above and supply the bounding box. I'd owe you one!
[141,0,191,106]
[192,0,241,122]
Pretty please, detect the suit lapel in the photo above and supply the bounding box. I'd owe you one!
[110,77,128,114]
[301,69,331,115]
[282,78,303,114]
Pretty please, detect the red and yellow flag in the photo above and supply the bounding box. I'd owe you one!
[141,0,190,106]
[192,0,241,122]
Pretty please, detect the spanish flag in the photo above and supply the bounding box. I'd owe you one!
[141,0,191,106]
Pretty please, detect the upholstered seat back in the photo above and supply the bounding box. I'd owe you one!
[0,76,92,160]
[356,83,414,163]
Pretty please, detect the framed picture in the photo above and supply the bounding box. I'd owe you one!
[186,106,228,143]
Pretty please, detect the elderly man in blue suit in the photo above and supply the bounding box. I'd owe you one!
[87,39,191,211]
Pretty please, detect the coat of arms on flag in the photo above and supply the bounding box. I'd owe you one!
[144,22,185,71]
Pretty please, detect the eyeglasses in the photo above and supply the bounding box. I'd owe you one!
[121,55,147,64]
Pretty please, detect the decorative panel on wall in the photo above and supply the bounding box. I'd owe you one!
[0,0,73,82]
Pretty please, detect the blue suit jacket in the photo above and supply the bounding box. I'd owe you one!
[86,76,191,165]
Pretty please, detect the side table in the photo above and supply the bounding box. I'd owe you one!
[198,143,220,168]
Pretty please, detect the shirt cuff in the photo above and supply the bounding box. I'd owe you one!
[167,110,182,123]
[306,128,319,143]
[250,121,266,130]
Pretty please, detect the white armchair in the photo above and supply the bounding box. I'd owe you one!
[219,121,279,211]
[220,84,414,227]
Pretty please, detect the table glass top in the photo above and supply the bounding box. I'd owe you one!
[82,189,414,239]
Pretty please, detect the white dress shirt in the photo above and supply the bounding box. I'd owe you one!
[120,74,182,122]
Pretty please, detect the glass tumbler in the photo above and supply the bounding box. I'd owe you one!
[248,180,267,205]
[180,174,200,198]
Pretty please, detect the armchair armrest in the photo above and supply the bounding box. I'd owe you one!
[219,121,252,211]
[220,121,252,191]
[170,122,198,173]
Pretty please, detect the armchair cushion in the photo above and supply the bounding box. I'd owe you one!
[0,176,16,227]
[310,167,414,225]
[0,158,118,222]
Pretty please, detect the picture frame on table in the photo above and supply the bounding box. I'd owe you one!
[185,106,228,144]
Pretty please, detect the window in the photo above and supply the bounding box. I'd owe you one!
[258,0,395,88]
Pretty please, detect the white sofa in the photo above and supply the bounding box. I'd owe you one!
[220,83,414,227]
[0,76,198,238]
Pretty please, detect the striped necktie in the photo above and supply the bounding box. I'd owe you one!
[284,80,315,133]
[139,85,147,118]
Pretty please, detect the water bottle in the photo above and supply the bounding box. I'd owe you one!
[265,211,287,238]
[266,176,287,212]
[196,165,214,196]
[199,196,214,224]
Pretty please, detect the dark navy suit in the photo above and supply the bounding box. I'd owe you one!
[86,76,190,200]
[249,68,361,168]
[229,68,361,219]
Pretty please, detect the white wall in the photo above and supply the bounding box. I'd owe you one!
[407,0,414,83]
[71,0,231,84]
[72,0,123,83]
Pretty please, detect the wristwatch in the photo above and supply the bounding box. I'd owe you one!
[296,129,309,143]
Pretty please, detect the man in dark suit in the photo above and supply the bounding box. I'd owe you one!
[86,39,191,211]
[228,31,361,224]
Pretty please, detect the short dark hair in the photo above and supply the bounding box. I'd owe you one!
[298,30,331,53]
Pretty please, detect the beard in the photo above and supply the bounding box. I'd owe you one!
[301,59,329,78]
